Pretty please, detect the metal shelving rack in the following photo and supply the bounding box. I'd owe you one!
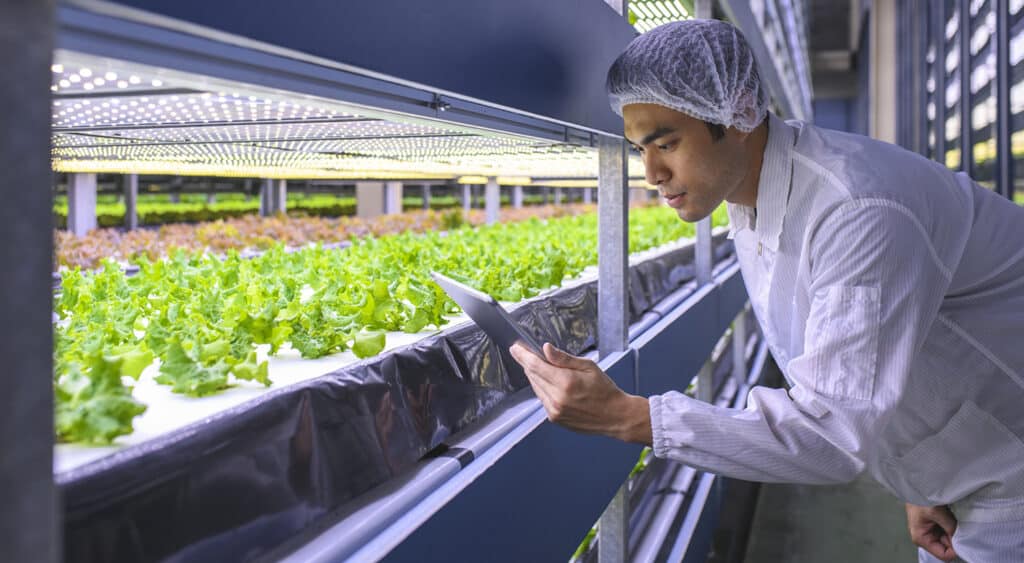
[1,1,813,561]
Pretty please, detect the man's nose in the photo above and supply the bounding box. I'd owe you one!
[643,153,669,186]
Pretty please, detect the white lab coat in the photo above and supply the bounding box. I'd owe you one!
[649,113,1024,557]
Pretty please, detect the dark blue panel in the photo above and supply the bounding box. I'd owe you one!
[635,290,720,396]
[716,268,748,334]
[106,0,636,134]
[813,99,853,133]
[680,475,722,563]
[383,352,640,562]
[605,348,637,395]
[383,427,640,562]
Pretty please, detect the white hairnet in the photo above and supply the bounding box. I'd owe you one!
[606,19,768,133]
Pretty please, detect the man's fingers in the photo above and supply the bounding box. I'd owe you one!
[510,343,565,386]
[510,345,553,399]
[511,349,566,420]
[919,526,956,562]
[905,504,958,562]
[923,542,956,562]
[509,342,544,370]
[914,530,953,562]
[929,505,958,560]
[542,343,592,371]
[519,356,558,397]
[932,507,958,537]
[512,342,591,377]
[523,368,555,408]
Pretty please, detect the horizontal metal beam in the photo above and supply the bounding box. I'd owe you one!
[57,3,614,144]
[52,86,203,100]
[282,251,750,563]
[377,350,640,563]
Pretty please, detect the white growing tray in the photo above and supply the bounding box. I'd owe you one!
[54,234,702,474]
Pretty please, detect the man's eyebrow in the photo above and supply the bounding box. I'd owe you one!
[628,126,678,147]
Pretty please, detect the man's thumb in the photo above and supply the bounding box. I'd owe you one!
[543,343,588,369]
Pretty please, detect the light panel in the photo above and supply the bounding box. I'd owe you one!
[495,176,532,185]
[51,50,649,181]
[629,0,692,34]
[52,91,350,130]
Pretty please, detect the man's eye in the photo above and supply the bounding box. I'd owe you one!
[657,141,676,151]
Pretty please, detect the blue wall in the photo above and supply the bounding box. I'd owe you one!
[812,99,852,132]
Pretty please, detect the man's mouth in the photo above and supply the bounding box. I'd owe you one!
[662,192,686,207]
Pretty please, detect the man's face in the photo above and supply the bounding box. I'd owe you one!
[623,104,751,222]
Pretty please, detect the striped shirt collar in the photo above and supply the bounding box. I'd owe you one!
[726,112,795,252]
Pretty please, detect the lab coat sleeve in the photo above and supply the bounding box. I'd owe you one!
[649,200,952,484]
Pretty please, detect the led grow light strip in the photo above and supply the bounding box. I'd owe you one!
[51,50,649,179]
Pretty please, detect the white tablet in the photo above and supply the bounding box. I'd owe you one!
[430,271,545,356]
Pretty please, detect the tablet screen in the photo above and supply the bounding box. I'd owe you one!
[430,271,544,355]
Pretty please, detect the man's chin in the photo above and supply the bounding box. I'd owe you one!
[674,206,707,223]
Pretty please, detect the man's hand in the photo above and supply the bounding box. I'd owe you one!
[509,342,652,445]
[906,503,958,561]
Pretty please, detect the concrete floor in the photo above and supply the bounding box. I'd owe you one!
[742,476,917,563]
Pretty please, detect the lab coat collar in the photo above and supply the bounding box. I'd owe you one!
[725,203,753,239]
[726,113,795,251]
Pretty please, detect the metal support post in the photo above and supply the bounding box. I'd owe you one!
[169,176,182,203]
[584,187,593,204]
[356,181,385,218]
[554,187,563,205]
[696,217,713,286]
[0,0,58,559]
[68,173,97,236]
[597,137,629,358]
[259,178,272,216]
[933,0,946,163]
[731,307,749,386]
[996,0,1014,200]
[869,0,898,143]
[697,361,714,403]
[959,0,972,174]
[384,181,402,215]
[915,0,929,155]
[422,184,431,210]
[596,135,629,563]
[274,179,287,214]
[512,185,524,208]
[124,174,138,230]
[462,183,472,212]
[599,486,629,563]
[695,0,712,19]
[485,177,500,224]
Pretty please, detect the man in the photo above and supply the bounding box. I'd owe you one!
[509,19,1024,562]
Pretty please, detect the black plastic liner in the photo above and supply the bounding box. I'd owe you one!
[58,236,733,563]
